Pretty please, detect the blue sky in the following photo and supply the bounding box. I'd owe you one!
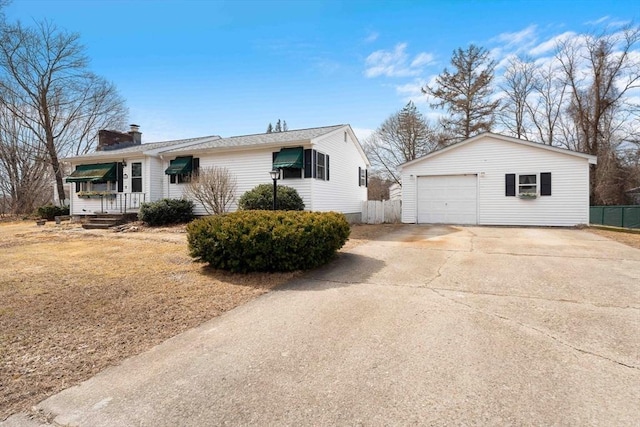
[4,0,639,142]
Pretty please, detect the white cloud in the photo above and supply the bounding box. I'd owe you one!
[528,31,576,56]
[364,43,436,78]
[493,25,538,49]
[352,127,375,142]
[364,31,379,43]
[411,52,435,68]
[585,16,610,25]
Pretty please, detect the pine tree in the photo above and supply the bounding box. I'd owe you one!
[423,44,499,143]
[275,119,282,132]
[266,123,273,133]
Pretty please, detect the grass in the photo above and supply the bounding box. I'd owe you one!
[0,220,399,420]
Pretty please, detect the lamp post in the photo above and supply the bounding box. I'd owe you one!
[269,169,280,210]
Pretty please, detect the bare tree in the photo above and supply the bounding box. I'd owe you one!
[183,166,237,215]
[0,103,52,214]
[365,101,435,185]
[527,61,568,146]
[499,57,536,139]
[423,44,500,143]
[0,20,127,207]
[556,25,640,204]
[367,175,392,201]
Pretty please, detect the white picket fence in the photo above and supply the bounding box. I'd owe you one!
[361,200,402,224]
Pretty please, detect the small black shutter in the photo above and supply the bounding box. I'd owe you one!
[117,162,124,193]
[540,172,552,196]
[170,174,176,184]
[304,149,312,178]
[192,158,200,176]
[505,174,516,196]
[75,182,80,193]
[365,169,368,187]
[358,167,362,186]
[326,155,330,181]
[312,150,317,178]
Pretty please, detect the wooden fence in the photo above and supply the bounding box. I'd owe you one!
[361,200,402,224]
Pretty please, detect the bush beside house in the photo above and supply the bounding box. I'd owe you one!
[187,210,350,272]
[238,184,305,211]
[138,199,194,226]
[36,204,69,221]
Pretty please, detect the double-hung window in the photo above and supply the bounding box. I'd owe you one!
[131,162,142,192]
[505,173,552,197]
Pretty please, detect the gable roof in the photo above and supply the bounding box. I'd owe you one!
[161,124,347,155]
[62,135,221,162]
[400,132,597,170]
[62,125,355,163]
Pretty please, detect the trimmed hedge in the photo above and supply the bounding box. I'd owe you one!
[238,184,304,211]
[36,204,69,221]
[186,210,350,272]
[138,198,195,226]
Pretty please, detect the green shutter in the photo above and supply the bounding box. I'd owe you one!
[66,163,117,182]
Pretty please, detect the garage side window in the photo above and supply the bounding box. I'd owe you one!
[519,174,537,195]
[505,173,552,197]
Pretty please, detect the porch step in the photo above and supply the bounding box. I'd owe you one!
[82,213,137,230]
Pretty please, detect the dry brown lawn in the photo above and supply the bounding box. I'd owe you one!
[0,220,400,420]
[587,227,640,250]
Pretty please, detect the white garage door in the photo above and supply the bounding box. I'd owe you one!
[417,175,477,224]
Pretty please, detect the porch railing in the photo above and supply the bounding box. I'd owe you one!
[87,193,147,214]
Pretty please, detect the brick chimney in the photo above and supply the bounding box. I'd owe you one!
[128,124,142,145]
[96,125,142,151]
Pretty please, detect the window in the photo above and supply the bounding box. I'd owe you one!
[301,149,329,180]
[131,162,142,192]
[167,157,198,184]
[358,167,367,187]
[281,168,302,179]
[273,149,303,180]
[505,173,552,197]
[75,181,115,193]
[519,174,537,195]
[316,152,326,180]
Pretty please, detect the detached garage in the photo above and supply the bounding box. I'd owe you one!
[400,133,597,227]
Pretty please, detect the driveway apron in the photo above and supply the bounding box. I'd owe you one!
[4,225,639,426]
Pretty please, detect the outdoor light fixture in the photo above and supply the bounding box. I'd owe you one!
[121,159,127,167]
[269,169,280,210]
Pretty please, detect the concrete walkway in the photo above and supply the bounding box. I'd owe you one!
[4,226,640,426]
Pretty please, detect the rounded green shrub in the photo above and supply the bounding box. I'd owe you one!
[186,210,350,272]
[138,198,194,226]
[36,204,69,221]
[238,184,304,211]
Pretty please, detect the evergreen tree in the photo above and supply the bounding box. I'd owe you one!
[266,123,273,133]
[423,44,499,143]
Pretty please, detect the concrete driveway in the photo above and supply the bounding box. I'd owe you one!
[4,226,639,426]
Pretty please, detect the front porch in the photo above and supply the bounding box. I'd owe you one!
[71,192,147,215]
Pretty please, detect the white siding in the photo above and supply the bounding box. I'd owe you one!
[311,129,368,214]
[167,149,312,216]
[148,157,165,202]
[402,136,591,226]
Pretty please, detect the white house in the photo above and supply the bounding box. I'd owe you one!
[400,133,597,227]
[62,124,369,222]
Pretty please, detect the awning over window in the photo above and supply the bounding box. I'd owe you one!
[165,156,193,175]
[65,162,116,183]
[273,147,303,169]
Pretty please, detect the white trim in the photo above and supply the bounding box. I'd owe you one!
[400,132,597,170]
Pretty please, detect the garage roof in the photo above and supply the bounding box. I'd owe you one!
[399,132,598,170]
